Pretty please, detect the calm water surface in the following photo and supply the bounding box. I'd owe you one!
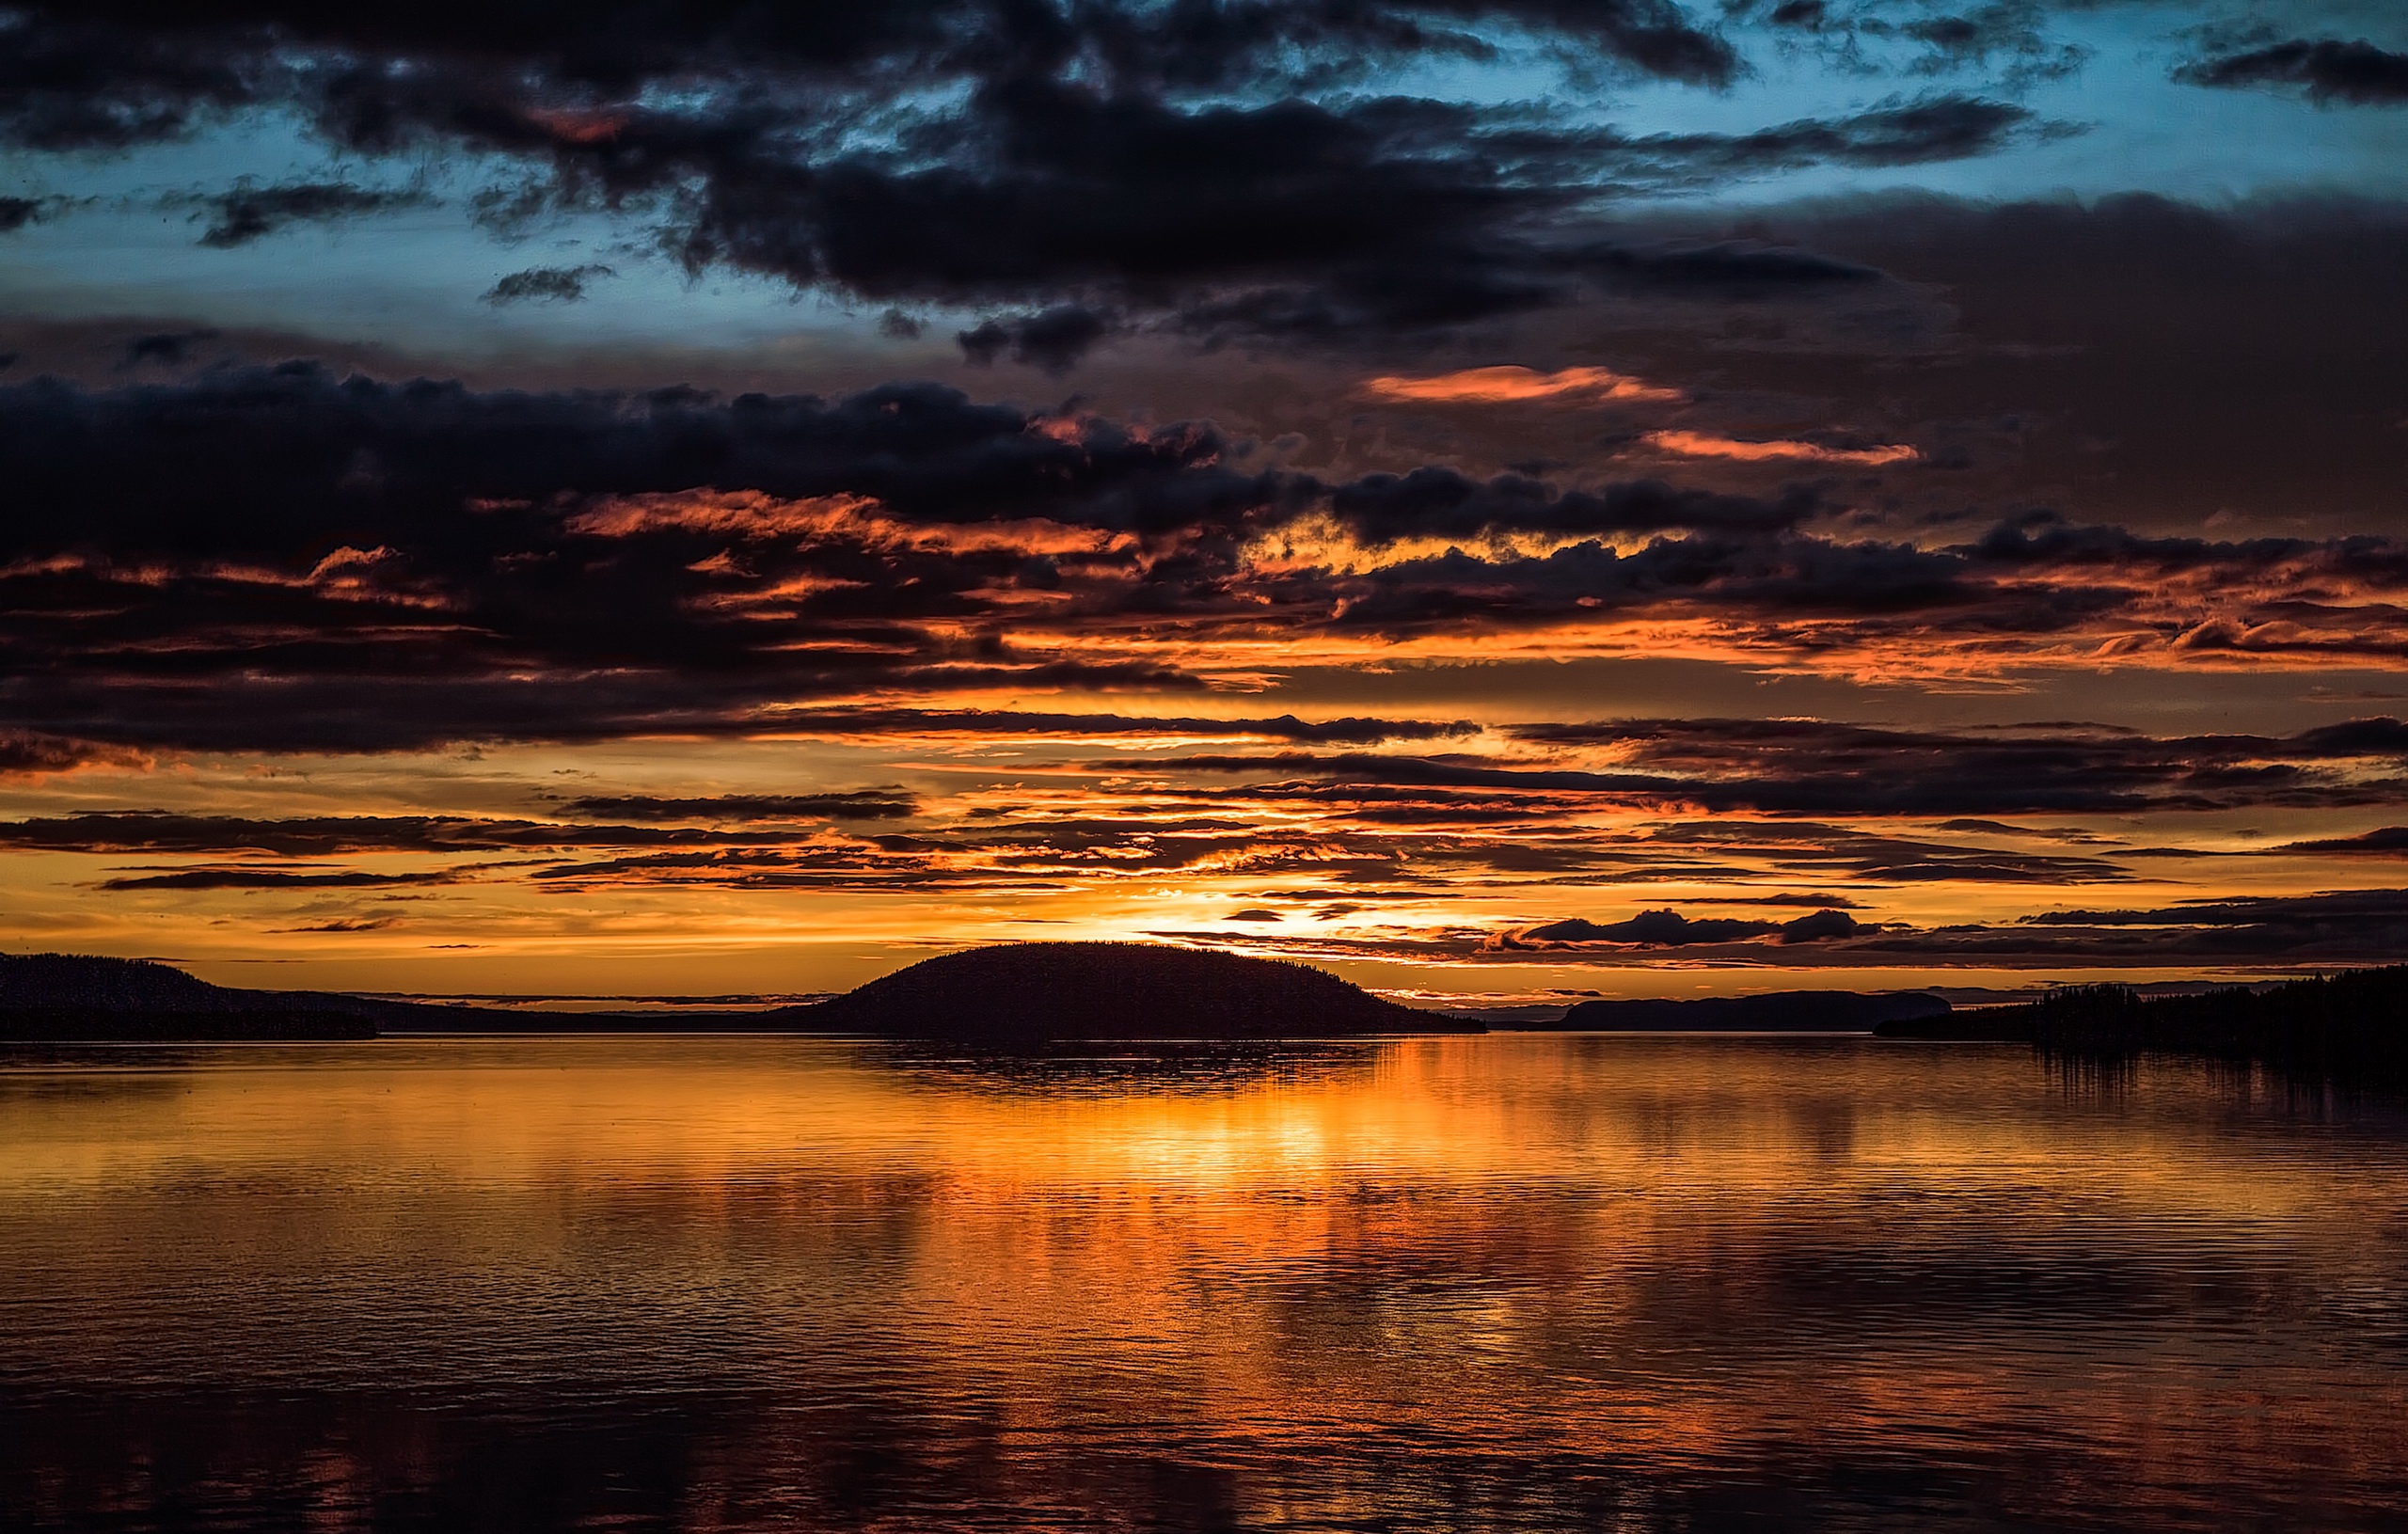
[4,1035,2407,1532]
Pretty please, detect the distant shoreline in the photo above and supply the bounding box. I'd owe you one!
[1877,965,2408,1089]
[10,949,2406,1087]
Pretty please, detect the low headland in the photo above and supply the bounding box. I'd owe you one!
[0,953,393,1041]
[1877,964,2408,1087]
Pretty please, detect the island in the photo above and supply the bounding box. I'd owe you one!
[798,942,1481,1043]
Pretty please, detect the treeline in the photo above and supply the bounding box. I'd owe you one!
[1884,965,2408,1086]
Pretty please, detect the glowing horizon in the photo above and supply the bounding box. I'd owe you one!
[3,0,2406,1004]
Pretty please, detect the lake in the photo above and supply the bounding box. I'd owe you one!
[3,1035,2405,1531]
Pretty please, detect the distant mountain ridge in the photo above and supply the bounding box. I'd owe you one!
[1545,989,1950,1033]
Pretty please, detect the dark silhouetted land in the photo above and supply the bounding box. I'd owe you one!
[0,952,477,1038]
[1878,965,2408,1086]
[799,942,1479,1043]
[1535,989,1949,1033]
[1,945,1474,1043]
[0,953,379,1039]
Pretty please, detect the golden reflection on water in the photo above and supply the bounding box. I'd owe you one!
[3,1036,2407,1532]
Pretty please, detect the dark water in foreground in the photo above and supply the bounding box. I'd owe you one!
[4,1036,2407,1532]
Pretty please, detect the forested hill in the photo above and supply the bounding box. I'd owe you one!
[798,942,1479,1042]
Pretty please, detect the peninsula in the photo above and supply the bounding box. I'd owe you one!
[1877,965,2408,1086]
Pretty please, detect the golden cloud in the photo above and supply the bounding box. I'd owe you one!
[1642,431,1919,467]
[1364,366,1681,404]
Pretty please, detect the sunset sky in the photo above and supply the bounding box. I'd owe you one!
[3,0,2406,1006]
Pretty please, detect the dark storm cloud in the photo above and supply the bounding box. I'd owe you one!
[641,87,2011,346]
[1502,716,2408,814]
[0,11,262,150]
[1850,889,2408,964]
[6,0,1742,109]
[0,782,2173,904]
[0,363,1776,752]
[8,363,2408,757]
[116,328,218,368]
[1582,240,1881,291]
[1327,470,1819,544]
[0,363,1285,745]
[2278,827,2408,855]
[1899,5,2054,63]
[1110,711,2408,818]
[957,306,1118,372]
[560,791,920,823]
[1061,768,2145,882]
[1842,2,2093,87]
[0,4,2071,350]
[761,708,1481,744]
[193,180,428,247]
[0,812,818,855]
[516,847,1061,894]
[1178,888,2408,969]
[509,809,1433,893]
[2178,38,2408,105]
[1635,96,2037,171]
[2027,890,2408,930]
[1626,818,2127,883]
[0,364,1254,551]
[1297,511,2408,660]
[1909,889,2408,964]
[482,264,615,304]
[1659,194,2408,537]
[1496,906,1864,946]
[1706,891,1866,908]
[96,867,460,890]
[0,197,46,231]
[0,731,131,776]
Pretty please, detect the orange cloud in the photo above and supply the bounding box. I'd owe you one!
[567,490,1134,561]
[1364,366,1680,404]
[1642,431,1919,466]
[565,491,880,539]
